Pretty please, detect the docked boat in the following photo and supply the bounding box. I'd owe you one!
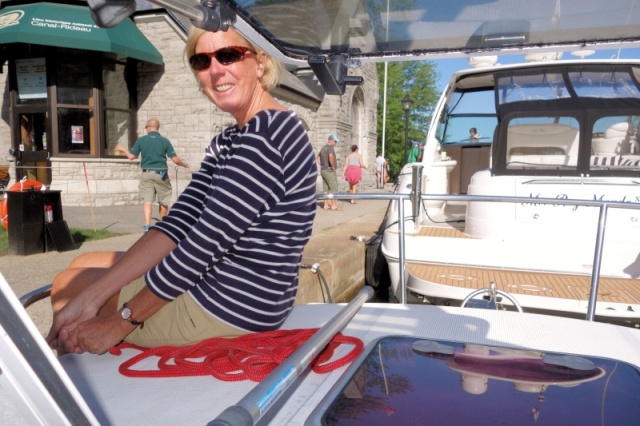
[2,0,640,424]
[382,56,640,325]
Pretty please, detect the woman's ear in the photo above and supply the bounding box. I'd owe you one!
[256,53,266,79]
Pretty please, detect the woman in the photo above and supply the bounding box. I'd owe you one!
[374,152,384,188]
[342,144,367,204]
[46,27,317,355]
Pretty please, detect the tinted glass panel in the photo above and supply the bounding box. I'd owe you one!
[591,116,640,171]
[498,73,568,105]
[318,336,640,426]
[57,108,92,154]
[104,109,130,156]
[506,117,579,170]
[103,62,129,109]
[570,70,640,99]
[56,54,92,105]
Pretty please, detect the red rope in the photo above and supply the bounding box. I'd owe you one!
[108,328,363,382]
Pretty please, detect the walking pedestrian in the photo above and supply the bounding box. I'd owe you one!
[375,152,385,188]
[317,134,340,210]
[342,144,367,203]
[116,119,189,232]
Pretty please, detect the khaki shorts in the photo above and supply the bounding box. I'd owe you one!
[118,277,247,347]
[321,169,338,193]
[139,172,172,206]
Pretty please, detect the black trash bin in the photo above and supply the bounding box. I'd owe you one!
[8,189,64,255]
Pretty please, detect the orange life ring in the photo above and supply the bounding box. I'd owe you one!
[1,179,44,231]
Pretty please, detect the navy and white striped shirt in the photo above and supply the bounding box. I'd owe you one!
[146,110,317,332]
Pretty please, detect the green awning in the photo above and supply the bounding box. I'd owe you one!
[0,2,163,64]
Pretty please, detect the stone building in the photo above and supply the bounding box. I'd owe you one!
[0,1,378,208]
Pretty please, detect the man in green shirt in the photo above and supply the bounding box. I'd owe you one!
[407,142,423,163]
[116,118,188,232]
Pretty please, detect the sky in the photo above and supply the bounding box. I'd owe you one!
[432,48,640,92]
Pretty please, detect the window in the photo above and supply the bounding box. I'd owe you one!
[591,116,640,171]
[11,48,137,159]
[436,88,497,144]
[103,60,136,156]
[505,117,579,171]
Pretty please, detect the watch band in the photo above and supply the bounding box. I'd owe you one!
[122,302,144,328]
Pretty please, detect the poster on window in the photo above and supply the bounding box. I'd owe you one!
[15,58,47,100]
[71,126,84,144]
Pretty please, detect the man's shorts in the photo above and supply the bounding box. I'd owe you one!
[139,171,172,205]
[118,277,247,347]
[320,169,338,193]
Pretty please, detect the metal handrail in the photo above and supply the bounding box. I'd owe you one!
[318,170,640,322]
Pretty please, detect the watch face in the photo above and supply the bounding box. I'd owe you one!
[121,307,131,320]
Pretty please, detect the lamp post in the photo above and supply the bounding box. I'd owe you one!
[402,94,413,163]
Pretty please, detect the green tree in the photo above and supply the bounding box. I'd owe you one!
[376,61,440,179]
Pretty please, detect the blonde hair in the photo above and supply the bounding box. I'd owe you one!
[184,27,284,92]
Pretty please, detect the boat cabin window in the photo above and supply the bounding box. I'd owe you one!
[498,72,569,104]
[493,65,640,177]
[591,116,640,171]
[506,117,579,171]
[569,71,640,99]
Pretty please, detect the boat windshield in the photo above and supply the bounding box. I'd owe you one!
[436,88,497,144]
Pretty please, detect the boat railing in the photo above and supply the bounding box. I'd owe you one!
[318,165,640,321]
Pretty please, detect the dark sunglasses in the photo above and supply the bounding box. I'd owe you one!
[189,46,256,71]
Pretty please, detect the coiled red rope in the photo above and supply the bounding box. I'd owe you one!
[108,328,363,382]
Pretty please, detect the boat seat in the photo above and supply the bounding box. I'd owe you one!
[506,155,574,169]
[506,123,579,166]
[592,122,636,155]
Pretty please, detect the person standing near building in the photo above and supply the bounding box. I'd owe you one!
[116,118,189,232]
[375,152,385,188]
[384,158,391,185]
[317,134,340,210]
[342,144,367,204]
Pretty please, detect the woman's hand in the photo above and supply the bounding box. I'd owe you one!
[46,296,100,354]
[68,315,131,355]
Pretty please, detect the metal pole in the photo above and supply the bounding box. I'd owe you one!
[209,286,374,426]
[403,109,409,163]
[585,203,608,321]
[411,165,423,221]
[398,198,406,304]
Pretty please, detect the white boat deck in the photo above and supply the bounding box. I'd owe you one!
[59,303,640,425]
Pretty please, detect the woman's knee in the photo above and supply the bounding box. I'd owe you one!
[51,267,108,311]
[68,251,124,269]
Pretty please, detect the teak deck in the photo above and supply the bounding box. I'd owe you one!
[408,226,640,305]
[406,262,640,304]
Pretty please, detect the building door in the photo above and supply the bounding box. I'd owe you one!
[13,110,52,185]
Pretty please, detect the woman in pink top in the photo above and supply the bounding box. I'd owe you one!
[342,144,367,204]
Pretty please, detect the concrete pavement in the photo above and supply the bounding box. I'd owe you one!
[0,184,394,338]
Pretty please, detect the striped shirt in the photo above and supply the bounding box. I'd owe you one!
[146,110,317,332]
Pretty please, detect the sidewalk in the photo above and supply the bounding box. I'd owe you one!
[0,184,394,337]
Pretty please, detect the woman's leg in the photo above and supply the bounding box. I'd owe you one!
[68,251,125,269]
[50,266,121,323]
[52,251,124,316]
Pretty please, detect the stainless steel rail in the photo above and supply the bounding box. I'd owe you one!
[318,169,640,321]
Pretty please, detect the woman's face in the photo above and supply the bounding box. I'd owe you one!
[194,30,265,121]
